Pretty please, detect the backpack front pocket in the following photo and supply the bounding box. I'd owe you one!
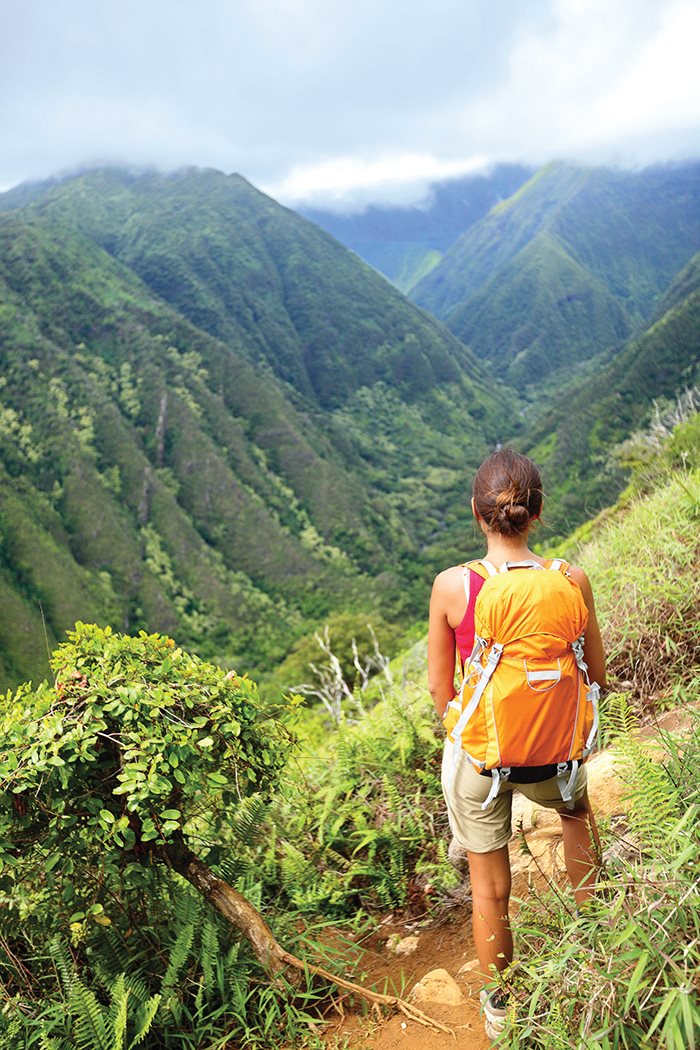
[524,659,562,692]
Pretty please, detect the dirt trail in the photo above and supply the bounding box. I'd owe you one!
[321,909,491,1050]
[323,708,689,1049]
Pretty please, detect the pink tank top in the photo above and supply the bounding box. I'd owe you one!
[453,567,486,665]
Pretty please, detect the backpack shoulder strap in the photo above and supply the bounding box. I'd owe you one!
[546,558,570,575]
[461,560,490,602]
[462,560,493,579]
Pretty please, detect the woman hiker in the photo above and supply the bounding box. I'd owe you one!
[428,449,606,1040]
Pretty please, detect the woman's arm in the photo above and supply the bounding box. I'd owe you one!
[568,565,607,688]
[428,571,459,717]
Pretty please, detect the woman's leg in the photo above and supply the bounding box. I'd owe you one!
[467,845,513,978]
[558,790,601,905]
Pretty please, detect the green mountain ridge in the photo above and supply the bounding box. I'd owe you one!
[16,169,485,409]
[413,161,700,385]
[0,169,514,687]
[526,249,700,536]
[446,231,631,386]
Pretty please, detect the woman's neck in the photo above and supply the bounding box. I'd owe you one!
[483,533,535,569]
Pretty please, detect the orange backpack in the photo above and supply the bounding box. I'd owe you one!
[443,558,601,809]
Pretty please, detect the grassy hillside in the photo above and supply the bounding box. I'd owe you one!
[412,161,700,386]
[0,170,516,687]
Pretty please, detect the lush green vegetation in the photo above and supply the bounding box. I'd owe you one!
[501,696,700,1049]
[0,413,698,1047]
[0,625,324,1049]
[0,621,453,1047]
[0,168,515,687]
[526,255,700,538]
[1,161,699,685]
[0,159,699,1050]
[548,430,700,729]
[446,231,629,386]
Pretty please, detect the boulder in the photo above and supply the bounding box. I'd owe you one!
[412,968,464,1006]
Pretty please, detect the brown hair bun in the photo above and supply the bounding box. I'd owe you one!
[473,449,543,537]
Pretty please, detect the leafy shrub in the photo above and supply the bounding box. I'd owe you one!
[0,622,293,897]
[0,623,310,1047]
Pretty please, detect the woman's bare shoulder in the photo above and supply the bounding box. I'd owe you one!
[432,564,468,596]
[566,562,593,598]
[433,563,467,581]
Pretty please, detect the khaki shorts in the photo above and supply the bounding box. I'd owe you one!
[442,740,588,854]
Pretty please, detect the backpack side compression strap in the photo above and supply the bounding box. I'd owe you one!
[445,641,504,790]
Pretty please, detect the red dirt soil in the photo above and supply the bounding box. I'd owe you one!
[319,873,538,1050]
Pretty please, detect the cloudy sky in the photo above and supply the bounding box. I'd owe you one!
[2,0,699,209]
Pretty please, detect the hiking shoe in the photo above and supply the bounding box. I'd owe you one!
[480,988,508,1040]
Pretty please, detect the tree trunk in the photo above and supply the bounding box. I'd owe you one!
[164,839,289,975]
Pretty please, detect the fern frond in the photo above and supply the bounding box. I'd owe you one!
[216,854,256,884]
[90,929,138,983]
[159,923,194,1001]
[612,693,683,850]
[605,690,639,738]
[320,844,352,871]
[48,936,77,995]
[127,995,161,1049]
[170,887,204,930]
[229,793,269,846]
[68,979,109,1050]
[199,919,219,994]
[382,775,403,819]
[388,843,407,886]
[39,1037,66,1050]
[120,973,150,1007]
[107,973,128,1050]
[280,842,316,895]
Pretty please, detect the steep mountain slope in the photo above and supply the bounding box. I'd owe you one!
[0,170,514,686]
[16,169,483,410]
[524,250,700,537]
[412,162,700,386]
[447,232,629,386]
[300,165,532,292]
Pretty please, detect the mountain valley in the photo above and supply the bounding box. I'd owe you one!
[0,160,698,685]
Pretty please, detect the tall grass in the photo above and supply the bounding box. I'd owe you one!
[564,468,700,712]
